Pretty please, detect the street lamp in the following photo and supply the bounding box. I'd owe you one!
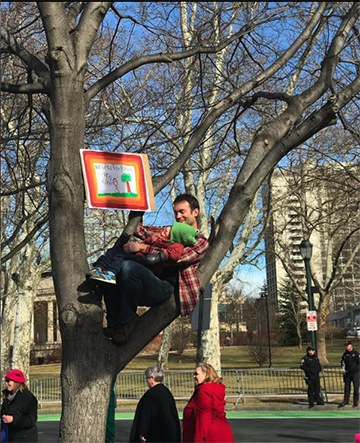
[264,293,272,368]
[299,239,317,350]
[260,288,272,368]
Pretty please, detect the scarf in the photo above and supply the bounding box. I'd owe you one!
[6,389,18,402]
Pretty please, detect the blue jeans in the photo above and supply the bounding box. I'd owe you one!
[102,261,175,325]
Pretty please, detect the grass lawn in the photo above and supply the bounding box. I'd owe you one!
[29,338,357,379]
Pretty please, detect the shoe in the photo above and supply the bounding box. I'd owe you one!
[103,325,117,338]
[338,402,349,408]
[90,270,116,284]
[353,402,359,407]
[317,401,325,405]
[309,404,315,409]
[86,267,102,279]
[111,315,140,346]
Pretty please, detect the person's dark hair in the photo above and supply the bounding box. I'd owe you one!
[173,194,199,213]
[145,366,164,383]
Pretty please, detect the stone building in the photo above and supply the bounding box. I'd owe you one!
[32,276,61,361]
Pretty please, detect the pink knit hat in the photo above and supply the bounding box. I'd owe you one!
[5,369,26,383]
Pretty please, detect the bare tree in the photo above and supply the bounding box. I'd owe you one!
[1,3,360,441]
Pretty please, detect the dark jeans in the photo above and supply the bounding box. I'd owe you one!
[344,371,359,404]
[93,246,149,275]
[102,260,175,325]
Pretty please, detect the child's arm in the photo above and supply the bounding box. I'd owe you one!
[142,243,184,265]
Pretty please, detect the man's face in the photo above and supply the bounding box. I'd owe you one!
[346,344,353,352]
[173,201,199,228]
[146,376,154,388]
[308,349,315,356]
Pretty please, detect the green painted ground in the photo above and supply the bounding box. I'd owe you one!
[38,410,359,421]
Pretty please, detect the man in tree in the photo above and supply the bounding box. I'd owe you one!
[100,194,209,345]
[300,346,325,408]
[87,222,199,284]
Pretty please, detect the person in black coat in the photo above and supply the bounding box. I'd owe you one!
[1,369,38,443]
[129,366,181,442]
[338,341,360,408]
[300,346,325,408]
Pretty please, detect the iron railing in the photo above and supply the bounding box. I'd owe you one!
[0,366,344,408]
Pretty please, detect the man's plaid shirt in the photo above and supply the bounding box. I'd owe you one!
[134,224,209,316]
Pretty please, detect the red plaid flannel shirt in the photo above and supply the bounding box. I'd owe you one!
[134,224,209,315]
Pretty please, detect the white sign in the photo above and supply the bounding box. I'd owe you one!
[307,311,318,331]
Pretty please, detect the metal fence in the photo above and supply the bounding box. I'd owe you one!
[0,366,344,408]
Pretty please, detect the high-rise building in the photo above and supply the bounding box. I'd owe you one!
[263,162,360,315]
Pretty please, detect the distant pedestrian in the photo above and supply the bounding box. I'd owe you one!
[129,366,181,442]
[338,341,359,408]
[300,346,325,408]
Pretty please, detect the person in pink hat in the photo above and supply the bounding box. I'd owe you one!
[1,369,38,442]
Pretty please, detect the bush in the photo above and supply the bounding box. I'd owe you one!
[170,318,194,355]
[325,325,346,339]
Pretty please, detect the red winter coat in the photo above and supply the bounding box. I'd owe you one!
[182,381,234,443]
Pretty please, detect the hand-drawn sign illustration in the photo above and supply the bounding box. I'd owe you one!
[80,150,156,211]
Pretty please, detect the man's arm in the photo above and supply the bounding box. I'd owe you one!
[176,235,209,265]
[300,357,308,373]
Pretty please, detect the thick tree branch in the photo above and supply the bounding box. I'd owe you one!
[75,2,114,70]
[0,82,47,94]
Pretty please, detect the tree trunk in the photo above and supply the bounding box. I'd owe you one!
[316,302,329,365]
[11,286,36,379]
[157,324,173,371]
[202,281,221,371]
[47,79,117,442]
[1,280,17,375]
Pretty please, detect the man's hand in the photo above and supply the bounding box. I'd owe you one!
[123,241,142,253]
[140,435,147,442]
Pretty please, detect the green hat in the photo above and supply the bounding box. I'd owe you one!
[170,222,199,245]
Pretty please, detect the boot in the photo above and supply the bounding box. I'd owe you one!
[112,315,140,346]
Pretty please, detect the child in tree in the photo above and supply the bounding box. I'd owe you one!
[87,222,199,284]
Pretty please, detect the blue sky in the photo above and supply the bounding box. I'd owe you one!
[240,266,266,298]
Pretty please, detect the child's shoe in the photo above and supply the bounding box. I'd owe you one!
[90,270,116,284]
[86,267,102,279]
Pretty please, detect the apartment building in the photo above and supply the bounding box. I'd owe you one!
[263,162,360,320]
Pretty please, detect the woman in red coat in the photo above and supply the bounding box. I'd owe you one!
[182,363,234,443]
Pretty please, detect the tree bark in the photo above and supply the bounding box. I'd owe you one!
[157,324,173,371]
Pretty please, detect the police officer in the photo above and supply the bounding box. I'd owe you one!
[338,341,360,408]
[300,346,325,408]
